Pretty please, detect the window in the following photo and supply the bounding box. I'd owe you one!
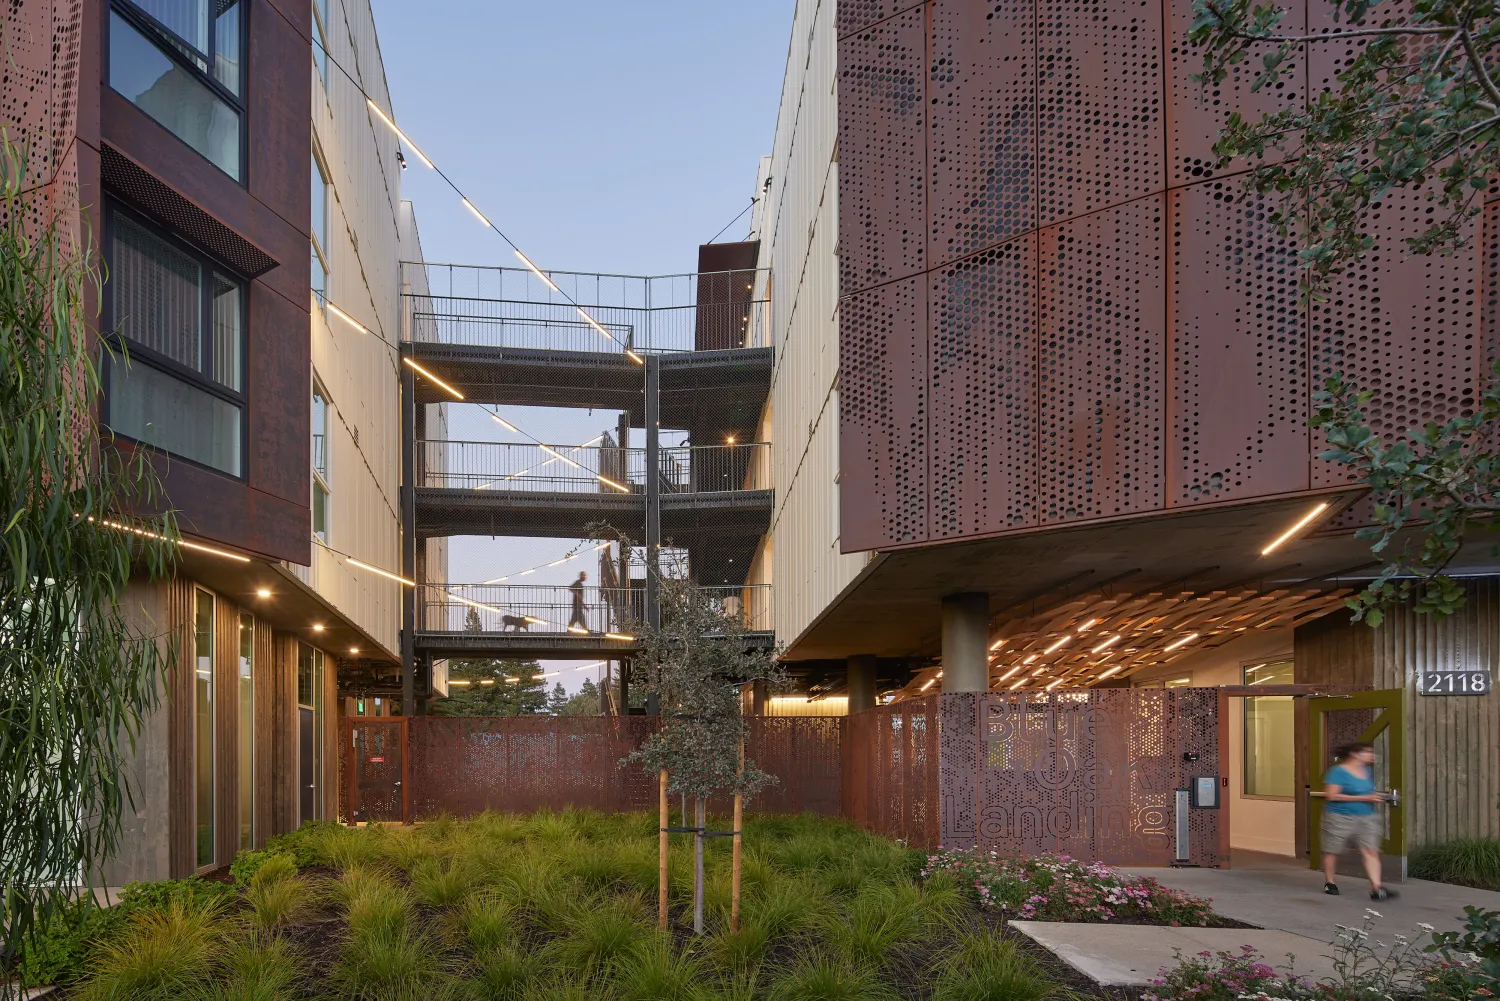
[296,643,326,820]
[108,1,244,179]
[105,206,246,477]
[1164,677,1192,689]
[1244,660,1296,798]
[194,588,215,868]
[311,149,330,311]
[312,383,331,543]
[312,0,331,88]
[237,610,254,852]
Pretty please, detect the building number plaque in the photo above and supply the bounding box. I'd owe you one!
[1418,669,1490,696]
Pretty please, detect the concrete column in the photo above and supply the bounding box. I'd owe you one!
[846,654,877,713]
[941,592,989,692]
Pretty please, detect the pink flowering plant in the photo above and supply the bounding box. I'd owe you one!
[1141,945,1300,1001]
[921,848,1217,925]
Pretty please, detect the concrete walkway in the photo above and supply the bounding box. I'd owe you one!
[1012,922,1343,987]
[1122,850,1500,941]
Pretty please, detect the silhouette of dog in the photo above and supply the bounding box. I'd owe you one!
[501,615,531,632]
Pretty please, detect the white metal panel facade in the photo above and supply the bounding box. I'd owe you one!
[759,0,870,649]
[301,0,404,656]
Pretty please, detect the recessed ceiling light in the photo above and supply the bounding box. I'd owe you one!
[313,624,325,632]
[349,647,359,654]
[256,588,271,598]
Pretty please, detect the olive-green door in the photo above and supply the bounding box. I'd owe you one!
[1307,690,1405,865]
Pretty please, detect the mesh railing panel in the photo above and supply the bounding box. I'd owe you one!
[417,441,771,494]
[401,263,772,353]
[418,583,772,634]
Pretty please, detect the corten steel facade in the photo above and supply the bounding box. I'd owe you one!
[835,0,1495,552]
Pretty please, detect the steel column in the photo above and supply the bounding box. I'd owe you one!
[847,654,877,712]
[941,593,989,692]
[400,345,416,717]
[644,354,661,716]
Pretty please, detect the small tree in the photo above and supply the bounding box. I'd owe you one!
[429,606,547,715]
[545,681,570,715]
[0,138,177,987]
[624,574,784,934]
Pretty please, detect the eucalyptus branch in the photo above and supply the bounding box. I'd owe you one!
[1461,25,1500,109]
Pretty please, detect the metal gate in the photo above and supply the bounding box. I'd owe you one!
[1307,690,1405,867]
[345,718,408,824]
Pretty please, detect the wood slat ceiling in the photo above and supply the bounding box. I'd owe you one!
[892,585,1352,700]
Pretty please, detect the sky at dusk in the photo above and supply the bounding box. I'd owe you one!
[367,0,796,692]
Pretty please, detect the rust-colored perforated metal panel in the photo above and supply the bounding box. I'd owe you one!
[1163,0,1304,188]
[399,716,842,820]
[929,236,1036,538]
[1310,187,1482,487]
[841,275,930,548]
[1036,0,1163,227]
[938,690,1223,866]
[2,0,83,233]
[1167,180,1310,506]
[927,0,1035,270]
[1038,195,1167,522]
[838,8,928,297]
[838,0,928,38]
[843,698,941,847]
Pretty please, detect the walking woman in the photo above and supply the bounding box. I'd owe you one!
[1321,741,1398,901]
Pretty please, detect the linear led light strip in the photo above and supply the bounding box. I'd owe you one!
[91,517,251,563]
[364,99,644,367]
[474,541,611,585]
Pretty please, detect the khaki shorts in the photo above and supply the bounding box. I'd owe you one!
[1322,811,1382,854]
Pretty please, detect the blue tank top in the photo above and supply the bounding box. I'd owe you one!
[1324,764,1375,815]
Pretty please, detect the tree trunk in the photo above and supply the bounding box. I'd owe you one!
[658,769,668,930]
[731,740,744,933]
[693,796,705,935]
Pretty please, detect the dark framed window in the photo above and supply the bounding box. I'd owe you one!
[108,0,246,180]
[104,202,248,478]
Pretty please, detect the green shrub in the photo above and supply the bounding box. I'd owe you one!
[1411,837,1500,891]
[262,818,342,868]
[930,933,1071,1001]
[229,848,295,885]
[766,957,898,1001]
[75,901,223,1001]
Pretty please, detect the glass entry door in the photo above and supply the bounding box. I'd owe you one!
[1307,690,1405,866]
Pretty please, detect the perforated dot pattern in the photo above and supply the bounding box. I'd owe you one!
[1039,195,1165,521]
[0,0,83,239]
[838,9,928,297]
[839,275,930,549]
[1163,0,1304,187]
[837,0,927,38]
[1168,180,1308,505]
[1036,0,1163,227]
[836,0,1492,550]
[928,0,1035,268]
[929,236,1036,537]
[1309,187,1480,487]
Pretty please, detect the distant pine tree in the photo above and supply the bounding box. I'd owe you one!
[545,681,570,715]
[430,608,547,716]
[563,678,600,715]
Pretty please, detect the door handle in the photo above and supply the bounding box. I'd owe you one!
[1388,788,1400,807]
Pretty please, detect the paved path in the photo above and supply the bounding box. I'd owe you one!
[1122,850,1500,941]
[1011,922,1342,987]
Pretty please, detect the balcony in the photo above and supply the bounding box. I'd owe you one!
[413,582,774,659]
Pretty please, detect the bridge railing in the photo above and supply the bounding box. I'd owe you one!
[418,583,773,635]
[401,263,772,354]
[417,441,772,494]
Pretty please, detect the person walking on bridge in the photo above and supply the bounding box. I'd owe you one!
[568,571,589,631]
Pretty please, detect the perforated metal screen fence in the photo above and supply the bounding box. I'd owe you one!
[344,692,1224,865]
[836,0,1500,551]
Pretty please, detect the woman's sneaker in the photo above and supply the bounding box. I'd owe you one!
[1370,887,1398,901]
[1324,882,1340,895]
